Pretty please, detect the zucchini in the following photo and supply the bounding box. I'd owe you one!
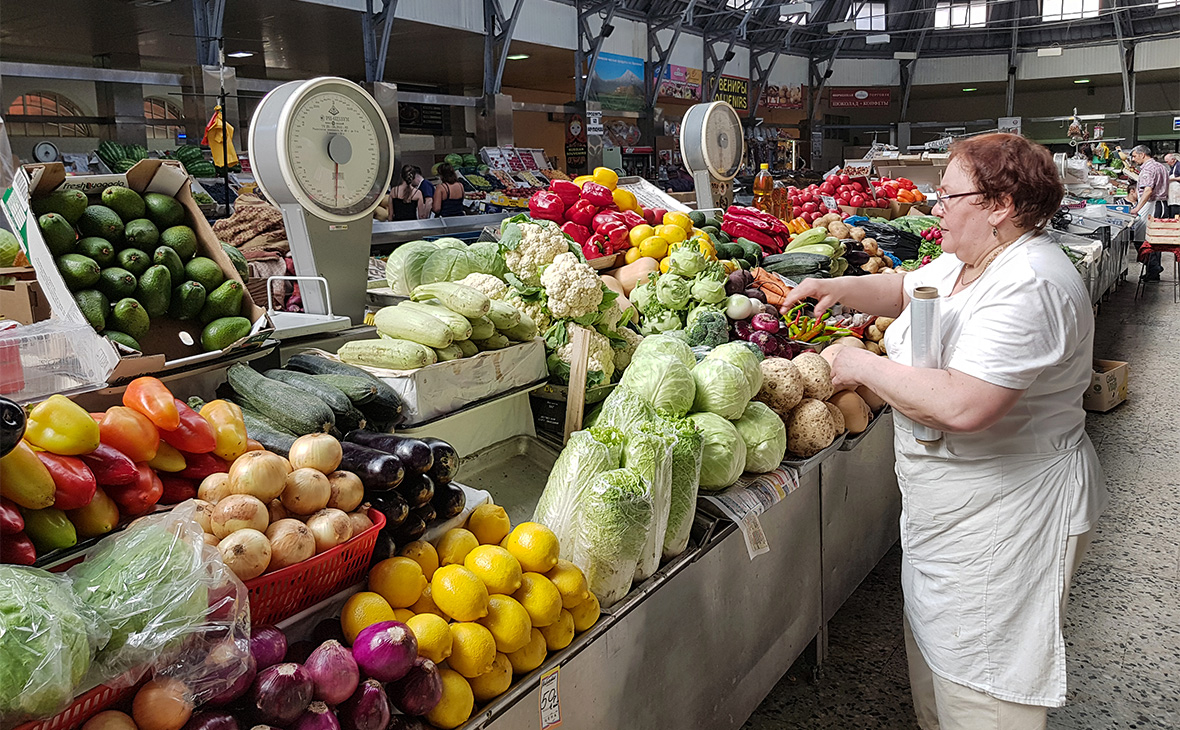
[761,252,831,278]
[264,369,367,432]
[338,339,437,370]
[283,352,405,428]
[397,300,473,341]
[308,374,378,404]
[373,305,453,349]
[410,282,490,319]
[474,333,510,350]
[227,363,335,435]
[239,408,298,456]
[467,316,495,341]
[485,299,521,331]
[434,343,465,362]
[502,314,538,342]
[455,339,479,357]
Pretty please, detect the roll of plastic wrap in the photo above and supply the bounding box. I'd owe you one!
[910,286,942,444]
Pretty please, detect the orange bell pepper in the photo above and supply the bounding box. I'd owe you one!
[24,395,100,456]
[0,441,56,509]
[67,486,120,538]
[100,406,160,463]
[199,399,248,462]
[123,377,180,431]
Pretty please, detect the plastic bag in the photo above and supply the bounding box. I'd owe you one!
[68,501,251,702]
[586,384,656,433]
[659,415,703,560]
[569,468,654,609]
[533,428,624,556]
[625,426,674,582]
[0,566,110,725]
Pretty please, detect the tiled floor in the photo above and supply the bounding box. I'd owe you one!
[744,265,1180,728]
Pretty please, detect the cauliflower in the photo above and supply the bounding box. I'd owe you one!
[596,292,637,332]
[505,289,551,333]
[612,327,643,372]
[541,252,604,320]
[554,323,615,383]
[455,272,507,300]
[502,220,569,286]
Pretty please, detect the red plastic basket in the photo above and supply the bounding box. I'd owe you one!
[246,509,385,626]
[13,677,143,730]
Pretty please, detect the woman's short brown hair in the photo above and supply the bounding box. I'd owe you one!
[437,162,458,185]
[949,133,1063,230]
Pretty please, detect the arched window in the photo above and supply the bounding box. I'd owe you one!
[6,92,92,137]
[144,97,184,140]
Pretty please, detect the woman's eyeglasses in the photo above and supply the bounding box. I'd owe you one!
[933,189,982,208]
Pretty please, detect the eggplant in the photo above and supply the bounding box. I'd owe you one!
[368,492,409,529]
[409,502,435,526]
[391,513,427,544]
[340,442,404,491]
[344,431,433,474]
[0,397,25,458]
[397,472,435,509]
[421,438,458,484]
[370,529,398,566]
[431,482,466,521]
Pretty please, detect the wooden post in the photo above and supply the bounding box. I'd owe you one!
[562,326,592,444]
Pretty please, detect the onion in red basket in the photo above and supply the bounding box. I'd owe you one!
[351,621,417,683]
[183,712,239,730]
[387,657,442,716]
[337,680,390,730]
[252,663,315,725]
[305,640,359,705]
[250,627,289,670]
[292,702,340,730]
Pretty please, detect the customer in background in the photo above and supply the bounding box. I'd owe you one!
[1129,144,1170,280]
[665,167,694,193]
[1165,152,1180,217]
[782,133,1105,730]
[432,163,466,217]
[388,164,429,221]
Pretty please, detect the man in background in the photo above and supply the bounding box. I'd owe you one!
[1129,145,1169,281]
[1165,153,1180,217]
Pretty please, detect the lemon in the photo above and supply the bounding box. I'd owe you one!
[478,594,533,653]
[393,608,415,622]
[432,565,490,621]
[638,235,669,260]
[659,256,670,274]
[340,591,396,645]
[464,545,523,595]
[448,622,497,678]
[399,540,440,580]
[569,591,600,632]
[406,613,453,664]
[663,211,694,231]
[624,246,643,264]
[654,224,687,245]
[468,653,513,703]
[437,528,480,566]
[368,557,427,608]
[504,522,560,573]
[410,584,448,619]
[506,628,547,674]
[539,609,574,651]
[512,572,563,628]
[628,224,655,248]
[545,560,590,609]
[467,504,512,545]
[426,668,474,729]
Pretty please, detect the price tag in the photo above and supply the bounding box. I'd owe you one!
[0,169,30,254]
[539,667,561,729]
[822,195,838,211]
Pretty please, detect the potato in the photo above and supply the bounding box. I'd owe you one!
[830,391,872,434]
[864,340,882,355]
[849,226,866,242]
[866,324,884,342]
[875,316,896,331]
[830,337,865,350]
[825,401,846,433]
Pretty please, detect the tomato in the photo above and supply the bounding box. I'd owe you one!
[851,181,864,193]
[791,206,803,218]
[839,190,853,203]
[851,195,866,207]
[838,174,851,185]
[802,201,818,213]
[819,182,835,195]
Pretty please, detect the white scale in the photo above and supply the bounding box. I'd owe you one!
[249,77,395,337]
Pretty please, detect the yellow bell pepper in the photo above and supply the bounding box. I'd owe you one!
[199,399,249,462]
[592,167,619,190]
[0,440,56,509]
[24,395,100,456]
[148,441,187,473]
[612,188,637,212]
[573,175,594,188]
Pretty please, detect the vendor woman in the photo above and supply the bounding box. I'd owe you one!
[782,133,1106,729]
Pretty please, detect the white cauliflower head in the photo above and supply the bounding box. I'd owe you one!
[504,221,569,286]
[541,252,603,321]
[556,323,615,383]
[612,326,643,372]
[455,272,508,300]
[505,289,551,333]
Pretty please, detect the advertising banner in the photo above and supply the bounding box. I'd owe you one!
[565,114,587,170]
[759,84,806,110]
[657,64,703,102]
[829,88,892,108]
[589,52,646,112]
[712,75,750,112]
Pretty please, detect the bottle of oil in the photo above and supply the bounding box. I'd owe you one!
[752,163,774,213]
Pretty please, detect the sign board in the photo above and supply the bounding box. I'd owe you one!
[759,84,806,110]
[1174,116,1180,132]
[565,114,587,171]
[539,667,561,728]
[829,88,891,108]
[657,64,702,102]
[589,52,646,112]
[398,103,448,133]
[712,75,750,112]
[998,116,1023,136]
[586,110,604,137]
[811,129,823,164]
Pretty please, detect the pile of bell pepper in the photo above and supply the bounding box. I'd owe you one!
[721,206,792,254]
[0,378,254,565]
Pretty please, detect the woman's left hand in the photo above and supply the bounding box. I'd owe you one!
[822,345,876,391]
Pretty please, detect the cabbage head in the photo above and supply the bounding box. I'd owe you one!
[468,241,508,279]
[632,333,695,370]
[707,341,764,395]
[691,358,751,420]
[432,237,468,251]
[385,240,439,295]
[534,427,625,554]
[587,384,656,433]
[625,426,674,581]
[419,246,479,286]
[619,353,695,417]
[733,401,787,474]
[687,411,746,490]
[570,468,653,608]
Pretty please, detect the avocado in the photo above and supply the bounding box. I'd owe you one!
[135,264,172,317]
[123,219,160,250]
[701,225,720,237]
[109,298,150,341]
[56,253,101,291]
[152,246,185,283]
[32,189,89,225]
[76,237,116,267]
[221,243,249,281]
[159,225,198,261]
[77,205,125,244]
[116,248,151,277]
[688,211,706,228]
[105,331,142,352]
[143,193,185,229]
[38,213,77,257]
[97,267,138,300]
[169,280,207,320]
[100,186,146,222]
[184,256,224,292]
[704,217,722,229]
[199,280,244,324]
[200,316,252,352]
[74,289,109,332]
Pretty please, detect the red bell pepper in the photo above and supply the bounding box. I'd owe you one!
[177,451,230,482]
[34,452,97,511]
[645,208,668,226]
[100,406,160,463]
[106,463,163,516]
[528,190,566,222]
[580,181,614,207]
[1,531,35,565]
[80,443,139,486]
[549,180,582,208]
[561,221,591,247]
[159,399,217,454]
[722,219,779,252]
[582,236,607,261]
[123,377,180,431]
[0,498,23,534]
[159,474,198,505]
[592,211,625,232]
[566,199,599,228]
[597,220,630,253]
[620,210,646,229]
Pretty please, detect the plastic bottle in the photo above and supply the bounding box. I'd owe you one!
[753,163,774,213]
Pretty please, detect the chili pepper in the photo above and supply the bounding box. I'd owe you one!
[528,190,566,223]
[106,463,163,516]
[549,180,582,208]
[1,531,35,565]
[199,399,248,462]
[0,441,56,509]
[99,406,160,463]
[80,443,139,486]
[21,506,77,552]
[580,181,615,208]
[177,451,230,482]
[0,396,25,458]
[560,221,591,247]
[34,452,97,511]
[66,486,119,539]
[566,199,599,228]
[147,441,187,473]
[124,377,180,430]
[159,399,216,454]
[159,475,198,505]
[0,498,24,534]
[24,394,101,456]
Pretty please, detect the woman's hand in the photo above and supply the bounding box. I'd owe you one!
[778,278,844,316]
[822,345,875,390]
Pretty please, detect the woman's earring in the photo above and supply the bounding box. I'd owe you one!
[992,227,998,237]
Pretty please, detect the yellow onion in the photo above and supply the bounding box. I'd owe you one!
[266,518,316,570]
[193,499,215,533]
[347,511,374,536]
[218,528,272,580]
[288,433,343,474]
[211,494,269,538]
[326,471,364,512]
[229,451,291,501]
[280,468,331,516]
[202,533,220,547]
[305,509,352,553]
[198,473,231,504]
[132,678,193,730]
[82,711,137,730]
[268,499,290,523]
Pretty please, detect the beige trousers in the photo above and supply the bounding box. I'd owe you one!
[905,530,1094,730]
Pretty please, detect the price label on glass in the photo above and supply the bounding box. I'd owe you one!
[539,667,561,728]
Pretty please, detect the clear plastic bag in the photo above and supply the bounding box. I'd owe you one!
[570,468,654,609]
[626,426,674,582]
[661,415,703,560]
[586,384,656,433]
[0,565,110,725]
[533,427,624,556]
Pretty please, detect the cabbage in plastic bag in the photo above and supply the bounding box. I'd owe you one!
[733,401,787,474]
[625,426,674,582]
[632,333,696,370]
[658,415,703,560]
[586,384,656,433]
[691,358,752,420]
[0,566,109,724]
[706,341,764,395]
[533,427,625,556]
[688,411,747,490]
[570,468,653,608]
[619,353,695,417]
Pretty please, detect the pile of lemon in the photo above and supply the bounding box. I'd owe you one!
[339,504,600,730]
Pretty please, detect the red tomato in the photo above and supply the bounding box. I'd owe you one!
[791,206,804,218]
[838,174,851,185]
[819,182,836,195]
[851,181,864,193]
[802,201,818,213]
[876,198,889,208]
[851,195,866,207]
[839,190,853,203]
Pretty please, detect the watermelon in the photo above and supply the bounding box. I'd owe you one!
[462,154,479,168]
[444,153,464,168]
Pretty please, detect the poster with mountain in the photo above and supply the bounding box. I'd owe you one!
[590,52,646,112]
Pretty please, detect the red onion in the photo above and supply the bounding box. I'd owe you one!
[337,680,390,730]
[351,622,416,683]
[206,653,256,707]
[387,658,442,717]
[292,702,339,730]
[251,627,289,670]
[183,712,239,730]
[387,717,429,730]
[249,726,282,730]
[305,640,359,706]
[252,663,314,725]
[285,641,316,665]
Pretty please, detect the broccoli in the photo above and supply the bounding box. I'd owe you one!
[685,308,729,347]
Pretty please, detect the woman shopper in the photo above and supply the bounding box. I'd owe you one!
[388,164,429,220]
[782,133,1106,729]
[432,162,466,217]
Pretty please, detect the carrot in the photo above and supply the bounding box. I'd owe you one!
[751,267,793,307]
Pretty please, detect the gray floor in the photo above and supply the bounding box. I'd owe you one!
[744,266,1180,728]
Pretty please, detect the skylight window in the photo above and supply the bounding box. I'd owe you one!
[847,2,886,31]
[1042,0,1101,21]
[935,0,987,28]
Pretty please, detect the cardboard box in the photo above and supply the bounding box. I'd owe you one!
[1083,359,1128,412]
[0,267,52,324]
[1,160,272,383]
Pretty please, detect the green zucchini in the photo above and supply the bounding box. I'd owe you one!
[338,339,436,370]
[396,300,473,341]
[227,363,335,435]
[434,343,465,362]
[264,369,368,432]
[761,252,831,278]
[239,408,297,456]
[282,352,405,428]
[410,282,491,319]
[373,305,453,349]
[455,339,480,357]
[308,374,378,404]
[467,316,495,341]
[486,299,521,331]
[474,333,510,350]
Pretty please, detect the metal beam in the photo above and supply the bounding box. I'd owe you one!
[1113,12,1135,113]
[362,0,399,84]
[704,0,768,101]
[575,0,617,102]
[191,0,226,67]
[0,61,184,86]
[484,0,526,96]
[899,26,928,120]
[1005,18,1018,117]
[646,0,699,107]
